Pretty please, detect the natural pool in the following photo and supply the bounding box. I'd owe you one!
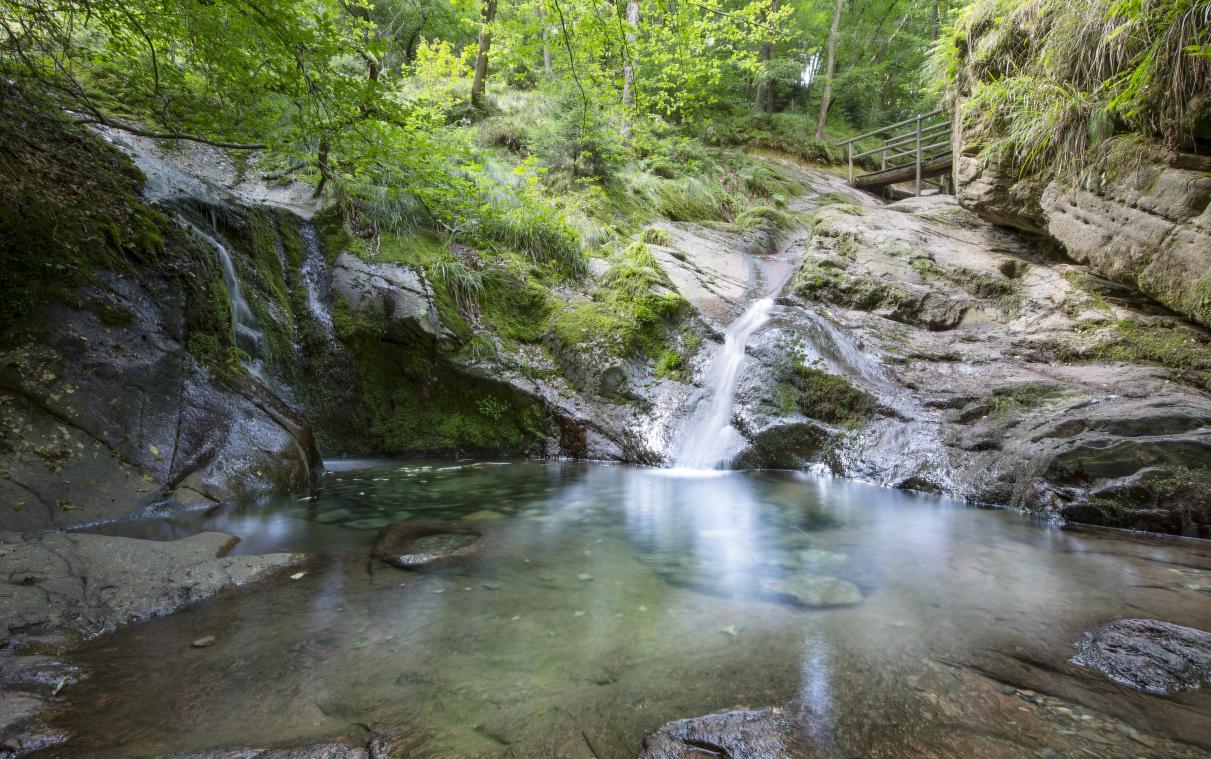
[54,460,1211,757]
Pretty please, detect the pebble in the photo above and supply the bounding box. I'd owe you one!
[999,685,1015,695]
[290,572,305,580]
[191,635,216,648]
[482,581,503,590]
[577,573,594,581]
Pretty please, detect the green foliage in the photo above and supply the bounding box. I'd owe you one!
[936,0,1211,177]
[640,226,673,246]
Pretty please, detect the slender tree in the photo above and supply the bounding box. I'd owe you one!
[620,0,639,134]
[540,3,552,73]
[470,0,499,108]
[754,0,778,114]
[814,0,843,140]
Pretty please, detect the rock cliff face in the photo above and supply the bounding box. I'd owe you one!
[721,192,1211,536]
[0,222,322,532]
[956,153,1211,330]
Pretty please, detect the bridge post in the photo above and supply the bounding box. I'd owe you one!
[847,142,853,184]
[914,114,922,197]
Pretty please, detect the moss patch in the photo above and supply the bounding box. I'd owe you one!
[340,337,548,456]
[787,365,876,427]
[551,242,690,360]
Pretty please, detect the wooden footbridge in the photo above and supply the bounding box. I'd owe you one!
[837,109,952,197]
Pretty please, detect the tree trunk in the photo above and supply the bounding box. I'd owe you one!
[754,0,778,113]
[930,0,939,41]
[540,4,551,74]
[620,0,639,134]
[814,0,842,141]
[470,0,498,109]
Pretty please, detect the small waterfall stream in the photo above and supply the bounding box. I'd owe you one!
[184,220,269,381]
[675,296,779,470]
[298,222,335,338]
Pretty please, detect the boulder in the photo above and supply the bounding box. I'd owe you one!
[1073,619,1211,695]
[330,253,455,346]
[637,703,821,759]
[0,267,321,531]
[0,530,301,642]
[372,521,483,569]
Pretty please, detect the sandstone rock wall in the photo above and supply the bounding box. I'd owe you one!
[956,154,1211,330]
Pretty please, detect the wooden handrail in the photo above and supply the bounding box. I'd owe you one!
[835,108,944,146]
[842,107,953,197]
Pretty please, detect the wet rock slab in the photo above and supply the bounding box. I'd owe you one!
[1073,618,1211,695]
[637,703,819,759]
[372,522,483,569]
[0,531,302,641]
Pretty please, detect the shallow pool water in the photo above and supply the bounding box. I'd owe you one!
[56,460,1211,758]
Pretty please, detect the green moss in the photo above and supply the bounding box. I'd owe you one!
[1086,319,1211,390]
[481,270,554,344]
[986,382,1073,420]
[95,301,135,328]
[788,365,876,427]
[344,337,548,455]
[332,295,388,342]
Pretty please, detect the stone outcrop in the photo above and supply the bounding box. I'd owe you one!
[0,267,322,531]
[727,192,1211,535]
[957,153,1211,330]
[1073,618,1211,695]
[330,253,456,347]
[0,531,300,642]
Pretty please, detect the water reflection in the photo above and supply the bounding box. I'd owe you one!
[63,460,1211,758]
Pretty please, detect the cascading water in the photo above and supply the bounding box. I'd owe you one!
[298,222,335,338]
[675,296,778,470]
[184,220,269,381]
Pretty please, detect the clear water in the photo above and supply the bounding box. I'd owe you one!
[57,460,1211,758]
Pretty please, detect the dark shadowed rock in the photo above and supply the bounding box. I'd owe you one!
[1072,618,1211,695]
[636,703,820,759]
[372,522,483,569]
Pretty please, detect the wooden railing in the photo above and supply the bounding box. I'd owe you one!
[836,109,953,196]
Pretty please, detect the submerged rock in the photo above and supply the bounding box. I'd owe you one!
[372,522,483,569]
[637,703,820,759]
[1072,618,1211,695]
[758,574,862,608]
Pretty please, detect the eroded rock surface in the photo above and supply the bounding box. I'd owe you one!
[0,531,300,757]
[1073,618,1211,695]
[0,531,300,641]
[957,154,1211,330]
[0,267,321,531]
[637,705,819,759]
[723,190,1211,534]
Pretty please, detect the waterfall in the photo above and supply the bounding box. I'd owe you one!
[298,222,335,338]
[675,297,778,470]
[184,220,268,381]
